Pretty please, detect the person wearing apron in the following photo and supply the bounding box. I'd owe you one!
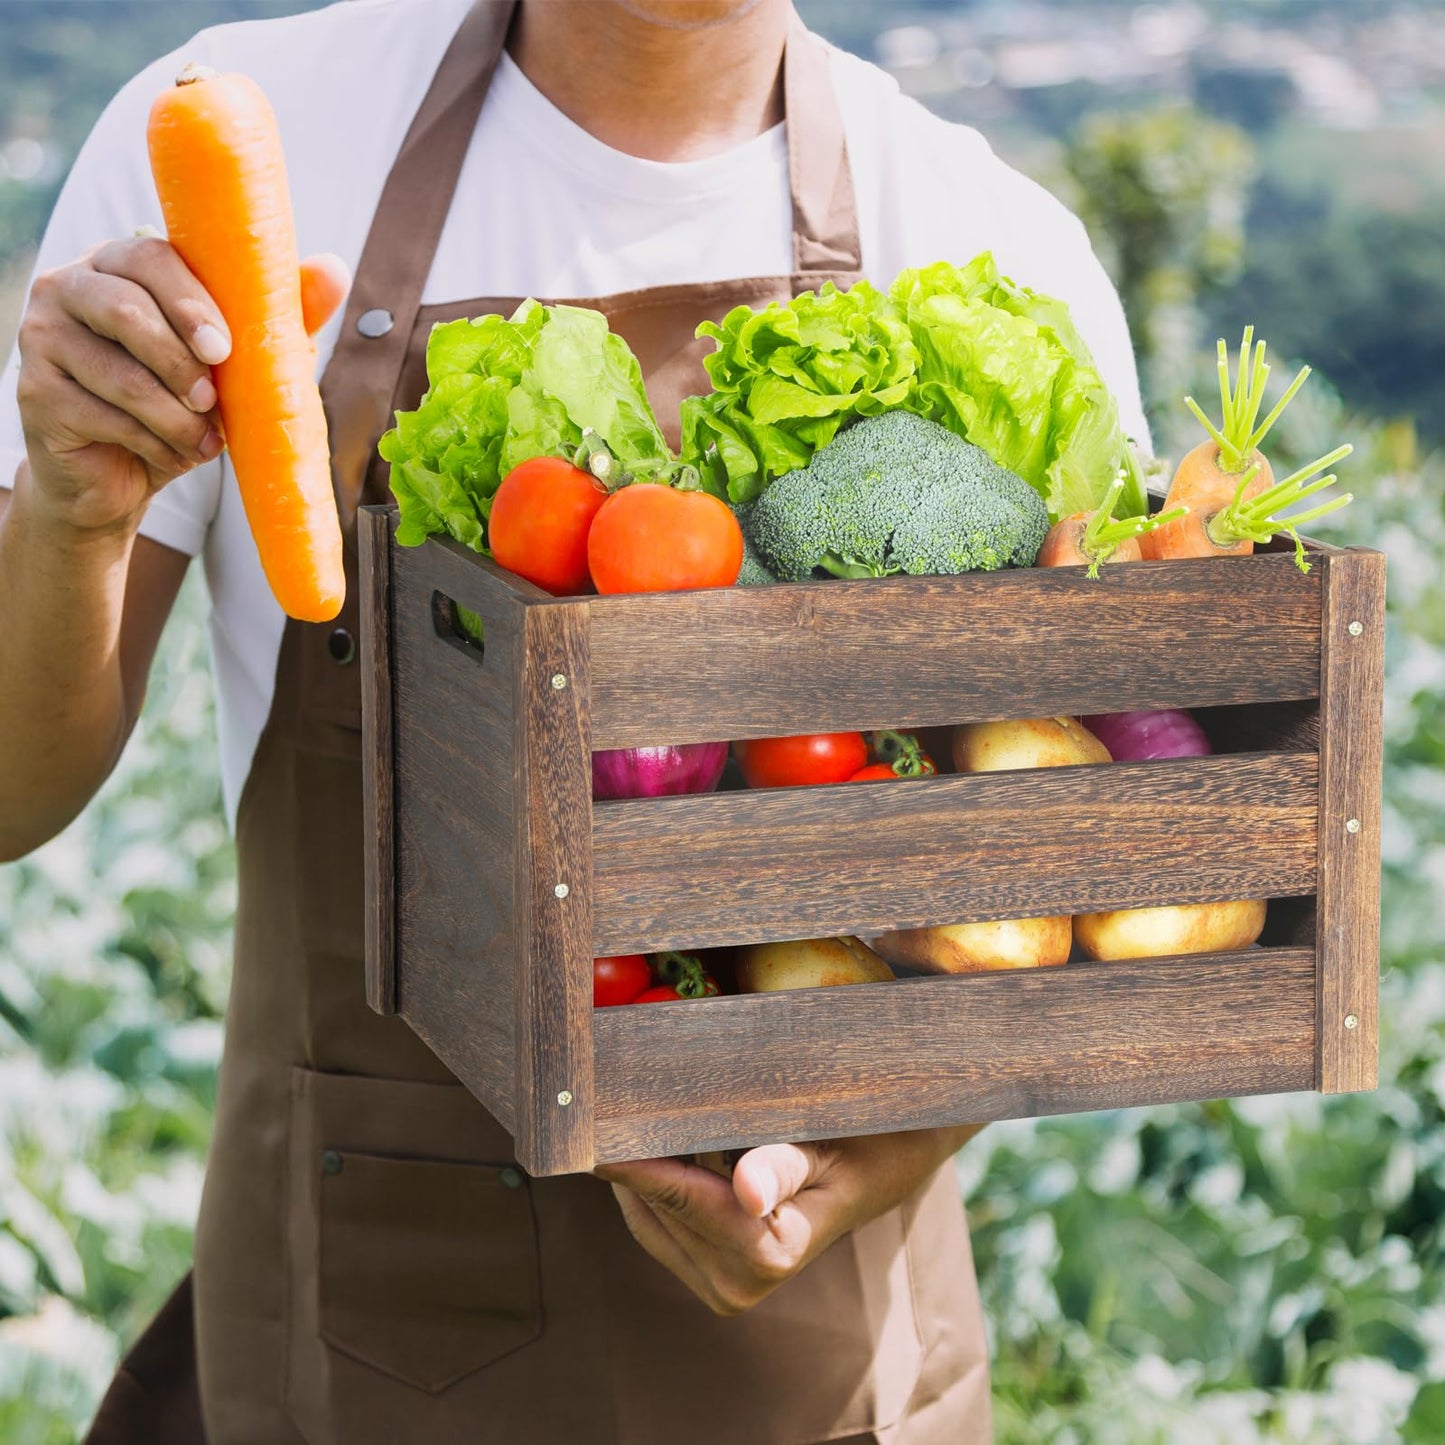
[0,2,1066,1439]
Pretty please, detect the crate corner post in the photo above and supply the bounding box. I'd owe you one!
[359,503,399,1016]
[511,598,598,1176]
[1315,546,1386,1094]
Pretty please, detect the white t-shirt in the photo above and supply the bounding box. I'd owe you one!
[0,0,1149,828]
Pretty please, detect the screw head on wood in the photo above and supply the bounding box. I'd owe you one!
[554,882,570,899]
[1345,818,1361,834]
[551,673,568,690]
[557,1090,573,1107]
[1347,621,1363,637]
[1344,1014,1359,1031]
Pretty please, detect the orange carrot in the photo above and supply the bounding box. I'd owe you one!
[1141,329,1352,569]
[1037,474,1184,577]
[148,65,344,622]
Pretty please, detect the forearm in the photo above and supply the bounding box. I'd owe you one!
[0,463,135,860]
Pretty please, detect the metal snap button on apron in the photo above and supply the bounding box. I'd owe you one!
[327,628,356,665]
[499,1167,523,1190]
[356,307,395,338]
[320,1150,343,1177]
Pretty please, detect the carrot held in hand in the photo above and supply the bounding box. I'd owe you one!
[148,64,344,622]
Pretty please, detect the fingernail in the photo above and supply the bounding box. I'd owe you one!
[193,324,230,365]
[185,376,217,413]
[198,428,224,460]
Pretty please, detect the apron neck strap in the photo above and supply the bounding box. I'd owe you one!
[784,6,862,274]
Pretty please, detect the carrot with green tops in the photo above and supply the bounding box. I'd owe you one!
[1037,473,1186,577]
[1140,328,1353,571]
[147,65,344,622]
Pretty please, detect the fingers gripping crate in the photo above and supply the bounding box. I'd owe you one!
[358,504,1384,1178]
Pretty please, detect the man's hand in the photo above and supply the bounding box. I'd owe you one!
[596,1124,981,1316]
[15,238,347,539]
[0,241,349,860]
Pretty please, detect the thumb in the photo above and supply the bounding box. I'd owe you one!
[732,1143,827,1219]
[298,252,351,336]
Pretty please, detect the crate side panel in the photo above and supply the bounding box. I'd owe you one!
[592,948,1317,1160]
[588,556,1322,748]
[592,753,1318,953]
[1316,549,1386,1092]
[390,539,520,1129]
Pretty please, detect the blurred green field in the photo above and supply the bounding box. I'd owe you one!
[2,3,1443,1441]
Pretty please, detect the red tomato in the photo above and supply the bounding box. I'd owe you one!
[587,483,743,594]
[734,733,869,788]
[849,755,937,782]
[633,984,687,1003]
[632,974,718,1004]
[593,953,652,1008]
[489,456,608,595]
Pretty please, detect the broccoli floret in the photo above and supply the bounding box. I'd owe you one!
[733,515,780,586]
[742,411,1050,580]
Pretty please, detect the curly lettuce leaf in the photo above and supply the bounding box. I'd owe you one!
[679,281,917,504]
[379,300,672,551]
[890,257,1145,520]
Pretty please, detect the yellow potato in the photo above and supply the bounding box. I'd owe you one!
[735,936,894,992]
[872,915,1071,974]
[953,716,1110,773]
[1073,899,1267,961]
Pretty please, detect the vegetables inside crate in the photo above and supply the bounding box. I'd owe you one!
[359,509,1383,1176]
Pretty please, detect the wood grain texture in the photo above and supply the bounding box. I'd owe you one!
[512,603,597,1174]
[1316,547,1386,1092]
[359,507,396,1015]
[592,753,1319,954]
[590,947,1318,1162]
[586,554,1323,749]
[387,525,521,1131]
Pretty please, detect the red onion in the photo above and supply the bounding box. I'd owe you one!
[1082,709,1212,762]
[591,742,728,801]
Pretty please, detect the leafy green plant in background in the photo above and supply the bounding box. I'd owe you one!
[0,575,234,1444]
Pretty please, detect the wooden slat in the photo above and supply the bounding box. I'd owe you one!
[512,604,596,1174]
[1316,548,1386,1092]
[592,753,1318,953]
[586,554,1323,748]
[359,507,397,1014]
[590,948,1318,1164]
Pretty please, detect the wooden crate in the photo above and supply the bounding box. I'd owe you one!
[358,504,1385,1177]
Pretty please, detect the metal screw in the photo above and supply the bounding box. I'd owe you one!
[1345,818,1361,834]
[1344,1014,1359,1031]
[551,673,568,690]
[557,1090,573,1107]
[554,882,570,899]
[1347,621,1363,637]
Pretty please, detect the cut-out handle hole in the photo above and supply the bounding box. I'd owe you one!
[432,591,485,660]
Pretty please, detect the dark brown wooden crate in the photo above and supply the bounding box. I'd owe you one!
[359,506,1384,1175]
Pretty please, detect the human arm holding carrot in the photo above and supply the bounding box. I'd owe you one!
[0,242,347,861]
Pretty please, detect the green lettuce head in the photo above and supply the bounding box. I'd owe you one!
[379,300,673,549]
[679,281,918,505]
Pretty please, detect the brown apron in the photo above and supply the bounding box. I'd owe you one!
[85,4,991,1442]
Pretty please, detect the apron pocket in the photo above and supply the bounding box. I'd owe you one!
[285,1067,540,1440]
[317,1151,541,1391]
